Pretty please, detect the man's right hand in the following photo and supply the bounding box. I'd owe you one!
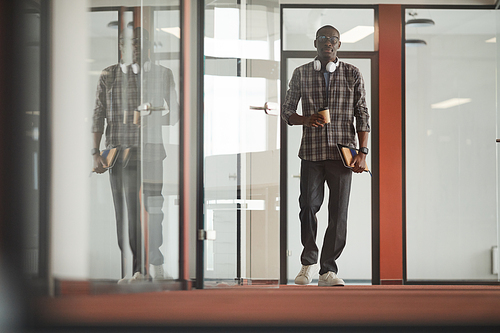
[304,114,325,128]
[93,154,107,174]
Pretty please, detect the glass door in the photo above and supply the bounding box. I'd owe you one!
[202,0,280,288]
[282,7,375,285]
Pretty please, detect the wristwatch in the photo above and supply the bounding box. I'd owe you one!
[359,147,369,155]
[91,148,100,156]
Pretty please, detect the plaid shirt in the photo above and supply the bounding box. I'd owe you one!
[92,63,179,158]
[282,60,370,161]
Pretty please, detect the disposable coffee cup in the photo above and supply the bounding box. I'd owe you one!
[133,110,140,125]
[318,108,330,124]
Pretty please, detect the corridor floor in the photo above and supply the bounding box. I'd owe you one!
[35,284,500,332]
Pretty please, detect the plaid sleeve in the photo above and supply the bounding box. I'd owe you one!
[163,67,180,126]
[281,67,301,126]
[353,67,370,133]
[91,69,107,133]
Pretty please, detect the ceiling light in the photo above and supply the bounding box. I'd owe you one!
[160,27,181,39]
[406,11,435,28]
[405,39,427,47]
[406,18,435,27]
[341,26,374,43]
[431,98,471,109]
[486,37,496,43]
[107,21,133,29]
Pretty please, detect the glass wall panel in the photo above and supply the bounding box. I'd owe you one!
[405,9,499,281]
[283,8,375,52]
[88,2,180,285]
[203,0,280,287]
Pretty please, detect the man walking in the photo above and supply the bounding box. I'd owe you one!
[281,25,370,286]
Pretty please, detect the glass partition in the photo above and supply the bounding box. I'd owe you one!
[88,2,180,286]
[405,8,499,281]
[203,0,280,287]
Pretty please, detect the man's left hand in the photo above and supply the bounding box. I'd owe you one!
[350,153,367,173]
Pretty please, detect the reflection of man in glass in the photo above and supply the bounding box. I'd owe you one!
[92,27,179,283]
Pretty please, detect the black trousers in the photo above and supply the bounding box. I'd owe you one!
[299,159,352,275]
[109,148,164,276]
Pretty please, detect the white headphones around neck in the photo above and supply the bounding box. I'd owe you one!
[131,60,151,74]
[313,58,339,73]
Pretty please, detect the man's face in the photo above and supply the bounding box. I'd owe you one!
[119,38,129,63]
[314,27,341,61]
[132,29,151,64]
[132,37,150,63]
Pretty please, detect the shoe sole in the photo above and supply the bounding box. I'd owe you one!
[294,279,311,285]
[318,280,345,287]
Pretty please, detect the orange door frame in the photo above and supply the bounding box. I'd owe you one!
[378,4,404,285]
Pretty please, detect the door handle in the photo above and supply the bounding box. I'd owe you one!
[134,103,166,124]
[250,102,279,116]
[138,102,165,116]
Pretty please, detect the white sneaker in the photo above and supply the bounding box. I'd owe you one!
[295,264,318,285]
[117,277,128,284]
[318,271,345,286]
[152,264,165,281]
[129,271,147,283]
[152,265,174,281]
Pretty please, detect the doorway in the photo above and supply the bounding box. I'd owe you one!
[280,5,378,285]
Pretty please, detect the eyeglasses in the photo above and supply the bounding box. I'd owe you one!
[132,37,150,45]
[316,35,339,44]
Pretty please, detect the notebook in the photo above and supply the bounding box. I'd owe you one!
[100,147,119,169]
[336,143,371,175]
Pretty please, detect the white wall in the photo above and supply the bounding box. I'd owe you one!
[50,0,90,282]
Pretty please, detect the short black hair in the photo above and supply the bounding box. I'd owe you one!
[316,25,340,38]
[133,27,150,41]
